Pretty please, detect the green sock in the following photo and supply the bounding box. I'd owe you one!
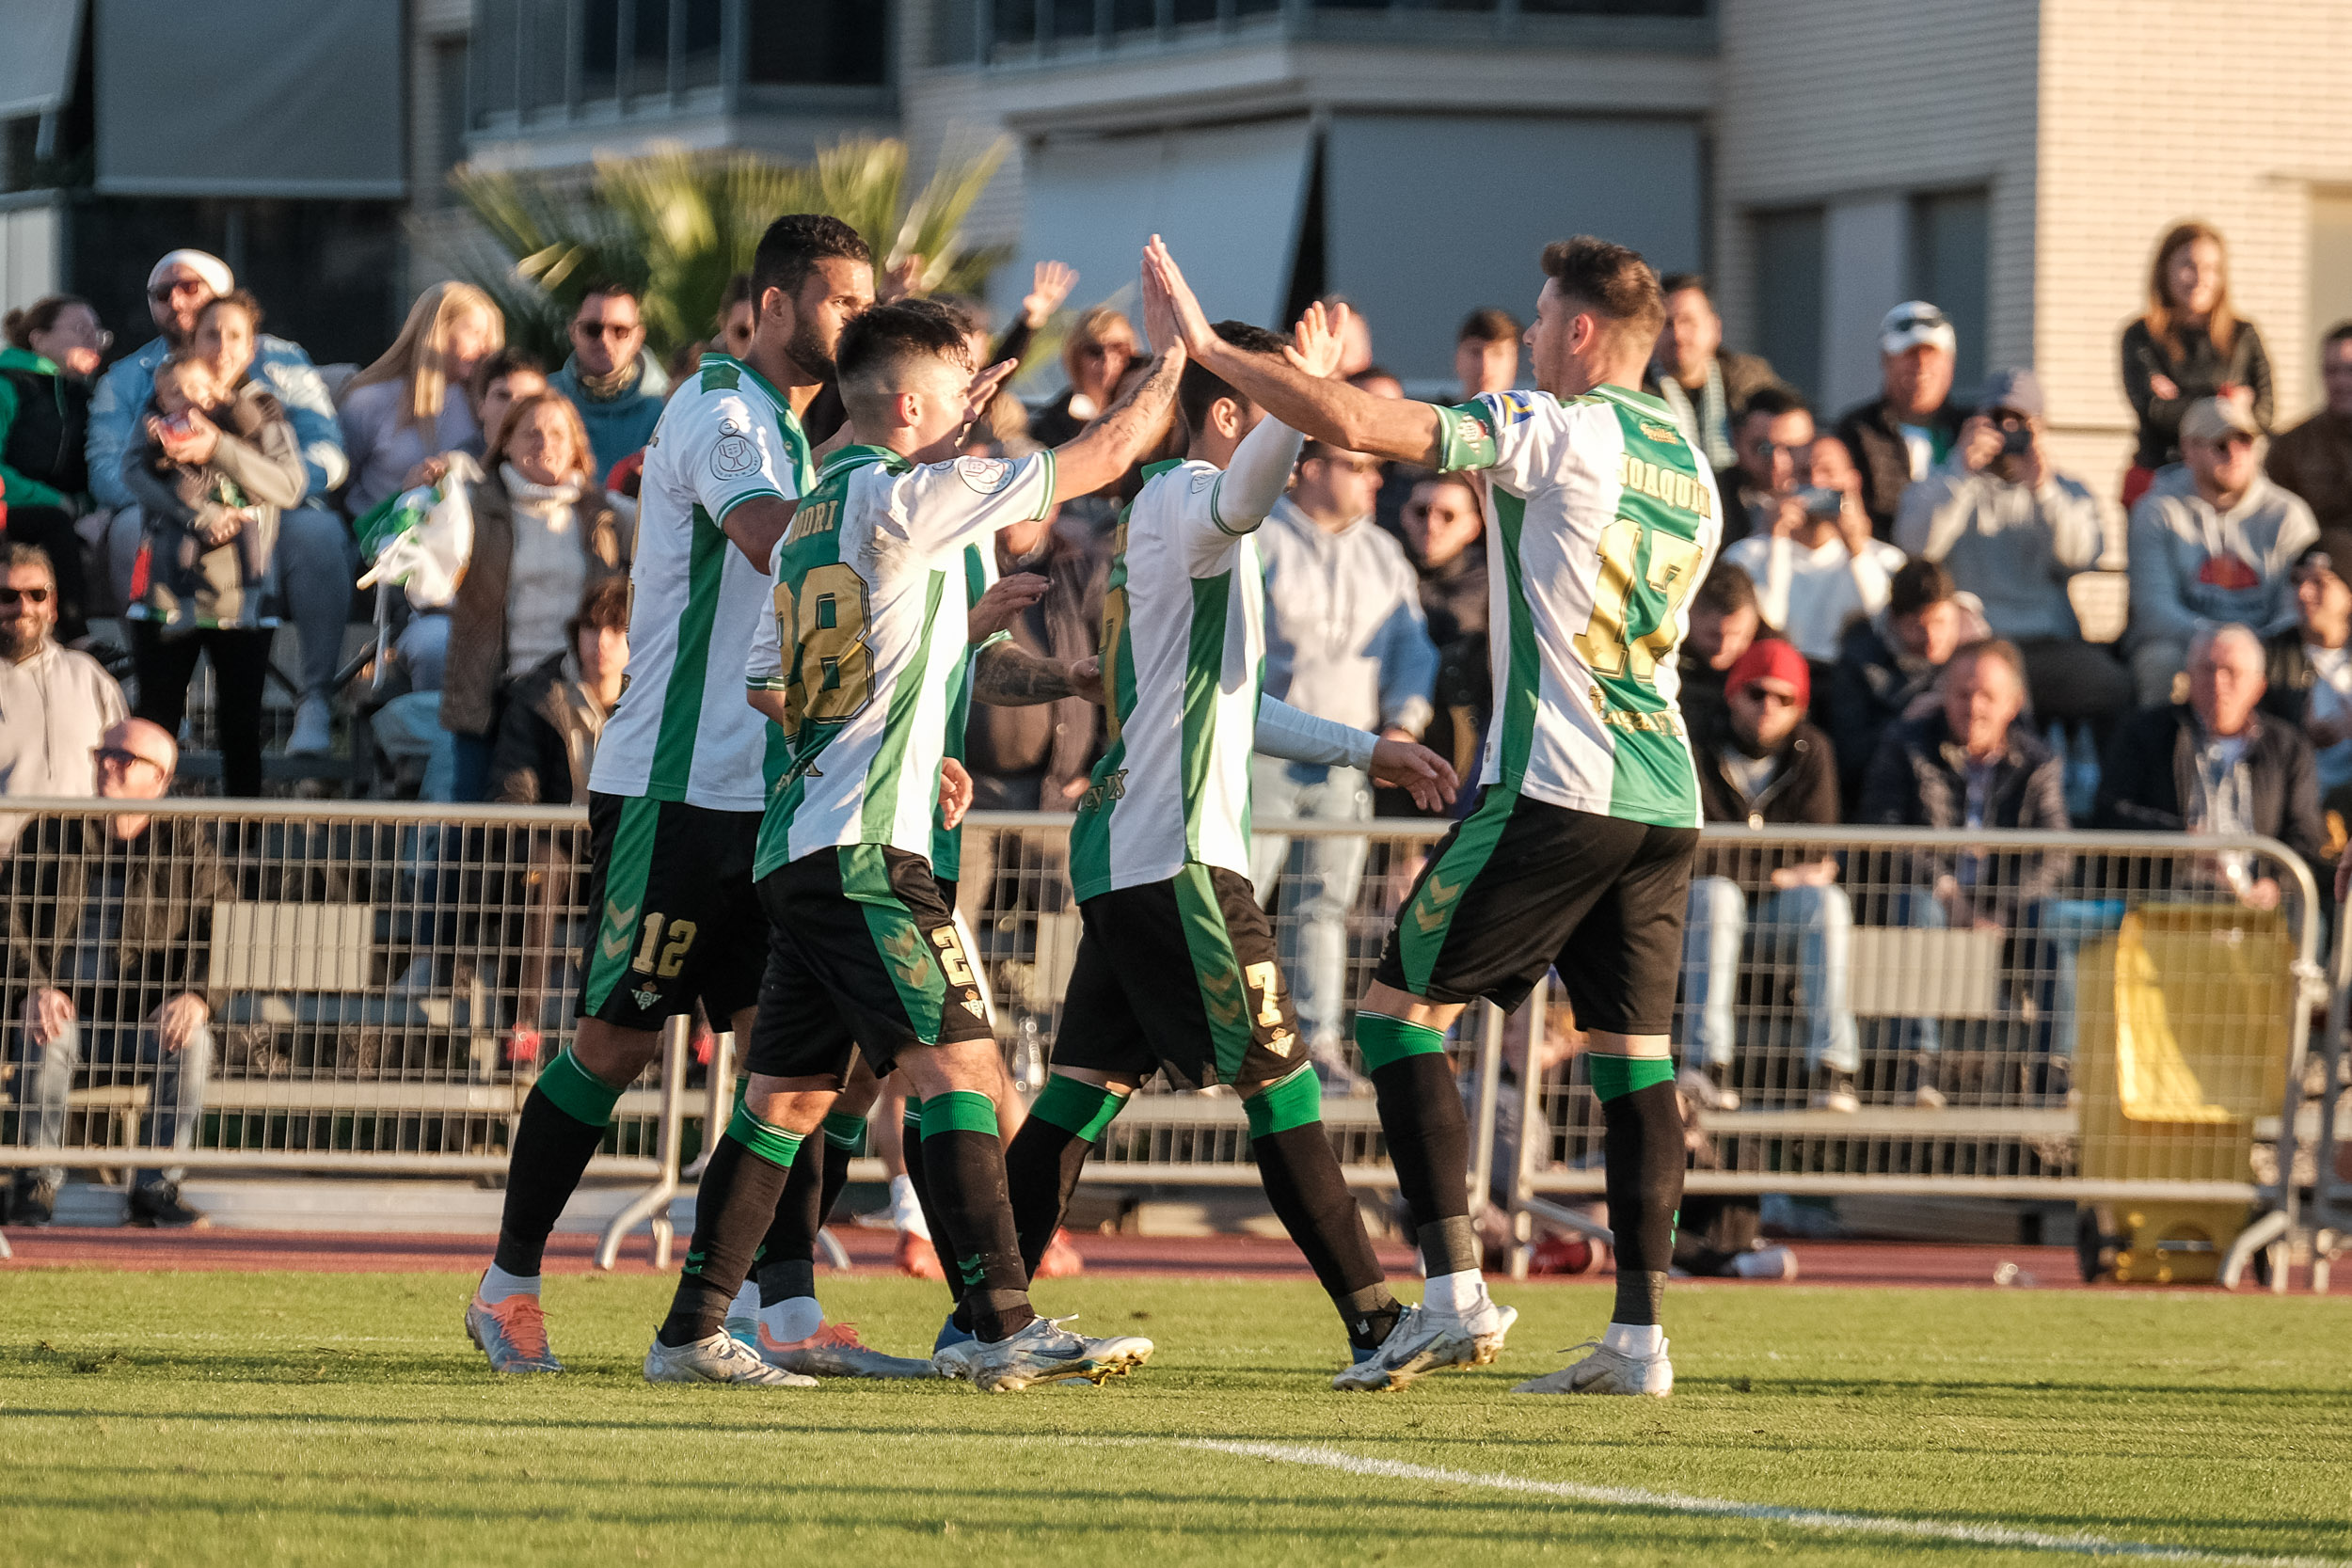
[1588,1054,1677,1102]
[727,1106,805,1169]
[1029,1075,1126,1141]
[535,1050,624,1128]
[821,1112,869,1152]
[1355,1014,1447,1073]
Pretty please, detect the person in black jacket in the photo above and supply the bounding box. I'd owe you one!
[2120,222,2273,508]
[1833,302,1968,539]
[0,295,104,644]
[1858,639,2070,1101]
[1827,558,1973,812]
[1679,639,1859,1114]
[2095,623,2324,905]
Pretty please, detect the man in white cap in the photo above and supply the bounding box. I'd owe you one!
[86,249,351,754]
[1833,301,1966,538]
[2126,397,2320,706]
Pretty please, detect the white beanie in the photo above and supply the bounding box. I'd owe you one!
[147,248,234,297]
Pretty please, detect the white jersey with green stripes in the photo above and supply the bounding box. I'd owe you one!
[1068,457,1266,900]
[930,542,1005,880]
[1433,383,1722,828]
[588,353,812,811]
[747,444,1056,877]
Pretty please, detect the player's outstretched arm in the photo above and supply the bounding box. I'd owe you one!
[1253,696,1457,812]
[1042,332,1184,505]
[972,641,1104,706]
[1144,237,1445,467]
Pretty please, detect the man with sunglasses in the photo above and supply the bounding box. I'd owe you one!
[7,717,225,1228]
[0,543,127,847]
[87,248,349,755]
[550,282,670,486]
[1833,300,1967,539]
[2126,396,2319,706]
[1251,437,1438,1095]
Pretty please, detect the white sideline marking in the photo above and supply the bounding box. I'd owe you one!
[1184,1440,2344,1566]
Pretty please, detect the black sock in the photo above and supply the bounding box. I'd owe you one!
[1005,1116,1094,1281]
[818,1137,854,1230]
[1371,1053,1479,1278]
[919,1092,1034,1344]
[1600,1082,1683,1325]
[1254,1124,1399,1352]
[752,1132,828,1309]
[492,1085,607,1278]
[657,1124,798,1348]
[902,1116,967,1316]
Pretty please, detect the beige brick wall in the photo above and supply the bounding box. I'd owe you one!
[2038,0,2352,495]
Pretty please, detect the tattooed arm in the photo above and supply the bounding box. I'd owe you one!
[972,642,1104,706]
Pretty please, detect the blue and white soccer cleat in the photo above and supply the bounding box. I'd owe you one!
[961,1316,1152,1394]
[643,1329,819,1386]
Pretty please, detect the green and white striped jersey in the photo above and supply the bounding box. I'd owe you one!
[930,542,1005,881]
[1068,456,1271,900]
[588,353,811,811]
[1434,384,1722,828]
[748,445,1056,877]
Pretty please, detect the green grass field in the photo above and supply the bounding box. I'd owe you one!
[2,1269,2348,1566]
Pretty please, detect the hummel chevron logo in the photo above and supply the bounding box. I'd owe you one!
[1412,873,1463,934]
[1200,968,1238,996]
[1203,989,1245,1027]
[881,925,931,989]
[600,900,639,958]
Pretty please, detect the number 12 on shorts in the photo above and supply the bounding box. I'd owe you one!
[1575,517,1703,685]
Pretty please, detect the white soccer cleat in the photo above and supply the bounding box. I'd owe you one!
[1331,1299,1518,1392]
[643,1329,819,1386]
[755,1320,938,1379]
[1513,1338,1675,1396]
[963,1316,1153,1394]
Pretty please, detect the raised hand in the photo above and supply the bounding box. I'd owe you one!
[1143,235,1216,356]
[1286,299,1349,381]
[881,252,927,305]
[967,572,1049,641]
[1023,261,1078,328]
[1369,736,1459,814]
[961,357,1020,432]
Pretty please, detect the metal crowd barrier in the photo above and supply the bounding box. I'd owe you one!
[0,800,2327,1289]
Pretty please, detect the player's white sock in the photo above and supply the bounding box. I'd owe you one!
[1601,1322,1665,1358]
[727,1280,758,1321]
[1423,1268,1486,1319]
[478,1264,538,1303]
[757,1294,825,1345]
[890,1173,931,1241]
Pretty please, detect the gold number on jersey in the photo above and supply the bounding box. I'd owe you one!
[1574,518,1704,686]
[1097,518,1131,743]
[786,562,875,734]
[930,926,977,987]
[656,920,697,978]
[631,913,665,974]
[1243,960,1284,1028]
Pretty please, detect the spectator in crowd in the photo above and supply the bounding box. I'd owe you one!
[717,271,757,362]
[1680,639,1858,1115]
[1,296,107,644]
[1859,639,2069,1102]
[1384,472,1488,815]
[439,391,628,802]
[2266,322,2352,562]
[1896,367,2133,744]
[335,281,503,518]
[1719,431,1904,666]
[1028,304,1137,450]
[470,349,549,460]
[0,542,127,834]
[1255,439,1438,1089]
[2126,397,2318,706]
[1645,273,1778,470]
[1835,301,1966,537]
[2122,221,2274,508]
[123,294,308,799]
[1677,560,1761,741]
[7,717,225,1228]
[2263,546,2352,795]
[1721,385,1812,546]
[87,249,351,757]
[549,282,669,486]
[2097,623,2324,906]
[1828,557,1979,810]
[1455,309,1522,402]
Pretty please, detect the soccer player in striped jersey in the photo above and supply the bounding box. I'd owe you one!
[467,214,873,1382]
[998,300,1461,1379]
[1150,234,1721,1396]
[644,295,1185,1392]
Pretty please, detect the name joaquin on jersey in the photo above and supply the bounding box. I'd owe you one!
[1617,451,1713,520]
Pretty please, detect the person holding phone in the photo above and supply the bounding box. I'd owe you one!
[1718,431,1904,668]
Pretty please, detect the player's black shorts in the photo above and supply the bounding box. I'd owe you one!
[743,844,993,1083]
[1372,787,1698,1036]
[1052,863,1305,1092]
[577,792,766,1030]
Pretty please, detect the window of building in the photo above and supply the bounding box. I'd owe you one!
[1909,187,1987,393]
[747,2,887,85]
[1753,205,1825,402]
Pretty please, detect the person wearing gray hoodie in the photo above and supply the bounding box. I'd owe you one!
[2127,397,2318,706]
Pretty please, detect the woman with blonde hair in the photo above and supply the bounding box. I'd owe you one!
[338,281,504,516]
[1028,302,1137,450]
[2121,220,2274,505]
[439,388,628,800]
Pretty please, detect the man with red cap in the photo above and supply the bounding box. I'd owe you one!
[1677,638,1857,1114]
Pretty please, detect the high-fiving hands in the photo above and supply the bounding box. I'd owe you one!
[1022,261,1078,328]
[1286,299,1351,381]
[1142,236,1216,359]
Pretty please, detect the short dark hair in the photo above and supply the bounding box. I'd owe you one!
[720,272,755,314]
[1457,308,1520,345]
[199,288,264,334]
[1539,236,1665,338]
[1950,636,2026,684]
[566,578,631,644]
[469,346,546,404]
[2325,320,2352,352]
[1658,272,1708,300]
[573,280,641,314]
[750,214,872,308]
[835,297,972,404]
[1349,364,1403,392]
[1740,384,1811,423]
[1886,558,1957,619]
[3,294,93,352]
[1178,320,1287,436]
[1694,560,1756,618]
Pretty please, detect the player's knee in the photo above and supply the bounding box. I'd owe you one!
[570,1019,662,1086]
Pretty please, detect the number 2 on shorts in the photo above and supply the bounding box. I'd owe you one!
[1575,517,1703,685]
